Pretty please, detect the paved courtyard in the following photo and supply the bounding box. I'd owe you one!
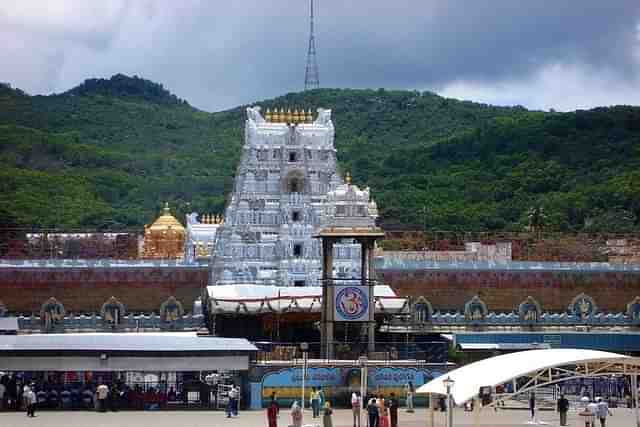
[0,407,638,427]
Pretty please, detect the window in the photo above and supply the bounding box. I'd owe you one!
[293,244,302,257]
[292,211,301,222]
[289,151,298,162]
[294,280,305,287]
[336,205,346,216]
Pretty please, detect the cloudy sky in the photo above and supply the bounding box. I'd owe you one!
[1,0,639,112]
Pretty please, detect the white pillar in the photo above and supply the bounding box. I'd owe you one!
[301,351,307,424]
[360,358,367,427]
[633,374,640,427]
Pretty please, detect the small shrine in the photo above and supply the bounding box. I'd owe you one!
[143,202,185,259]
[314,172,384,358]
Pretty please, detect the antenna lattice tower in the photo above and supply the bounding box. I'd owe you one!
[304,0,320,90]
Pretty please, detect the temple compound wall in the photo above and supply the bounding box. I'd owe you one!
[0,262,208,314]
[378,261,640,313]
[1,259,639,315]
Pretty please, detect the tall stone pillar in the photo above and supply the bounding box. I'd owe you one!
[321,238,335,359]
[363,239,376,354]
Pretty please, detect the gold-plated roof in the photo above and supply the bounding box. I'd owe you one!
[264,106,314,124]
[147,202,185,233]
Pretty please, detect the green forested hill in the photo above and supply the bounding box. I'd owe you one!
[0,75,638,232]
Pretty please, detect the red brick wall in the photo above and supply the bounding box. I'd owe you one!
[0,267,209,314]
[379,269,640,312]
[2,265,639,315]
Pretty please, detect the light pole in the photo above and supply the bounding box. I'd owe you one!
[443,376,455,427]
[359,355,368,427]
[301,342,309,425]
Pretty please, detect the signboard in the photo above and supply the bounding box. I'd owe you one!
[334,285,369,322]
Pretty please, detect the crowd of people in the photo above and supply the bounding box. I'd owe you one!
[276,389,410,427]
[0,373,188,413]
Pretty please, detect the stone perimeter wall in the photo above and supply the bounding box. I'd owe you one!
[379,269,640,312]
[1,264,640,314]
[0,267,208,314]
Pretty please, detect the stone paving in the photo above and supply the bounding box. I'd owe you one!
[0,407,638,427]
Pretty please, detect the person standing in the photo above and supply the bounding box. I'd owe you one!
[267,393,279,427]
[557,394,569,426]
[233,385,240,416]
[596,397,612,427]
[529,391,536,422]
[226,385,237,418]
[587,398,599,427]
[109,383,119,412]
[0,380,5,411]
[318,387,325,409]
[378,395,389,427]
[323,401,334,427]
[405,382,414,413]
[351,392,361,427]
[311,387,320,418]
[291,400,302,427]
[96,382,109,412]
[389,393,399,427]
[23,385,36,417]
[367,397,379,427]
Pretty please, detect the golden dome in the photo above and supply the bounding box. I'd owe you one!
[148,202,185,233]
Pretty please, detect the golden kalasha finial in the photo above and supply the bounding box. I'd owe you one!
[163,202,170,215]
[306,109,313,123]
[284,108,291,123]
[265,108,273,122]
[212,214,218,224]
[292,108,300,124]
[274,108,281,122]
[345,171,352,185]
[218,214,224,224]
[201,214,207,224]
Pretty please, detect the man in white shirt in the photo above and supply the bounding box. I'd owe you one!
[596,397,612,427]
[587,399,599,427]
[96,383,109,412]
[227,385,239,417]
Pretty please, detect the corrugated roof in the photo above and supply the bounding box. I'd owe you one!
[0,332,257,352]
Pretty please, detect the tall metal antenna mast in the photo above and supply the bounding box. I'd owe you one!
[304,0,320,90]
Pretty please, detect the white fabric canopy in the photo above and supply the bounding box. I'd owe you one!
[417,349,632,404]
[207,284,397,299]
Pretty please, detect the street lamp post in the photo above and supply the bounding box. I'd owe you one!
[443,376,455,427]
[301,342,309,425]
[359,356,368,427]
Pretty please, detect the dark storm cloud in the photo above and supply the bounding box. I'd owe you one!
[1,0,639,111]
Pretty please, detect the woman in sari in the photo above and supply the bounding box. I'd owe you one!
[267,393,279,427]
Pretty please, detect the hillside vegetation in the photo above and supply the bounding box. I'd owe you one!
[0,75,638,232]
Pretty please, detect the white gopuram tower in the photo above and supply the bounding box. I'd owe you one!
[210,107,361,287]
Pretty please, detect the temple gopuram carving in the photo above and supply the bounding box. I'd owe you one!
[209,106,364,287]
